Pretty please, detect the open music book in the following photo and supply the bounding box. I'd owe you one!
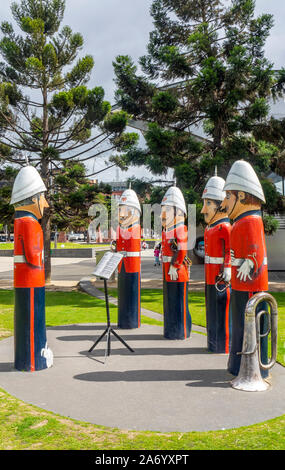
[92,251,123,280]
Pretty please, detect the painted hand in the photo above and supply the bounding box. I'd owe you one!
[222,267,231,282]
[168,265,178,281]
[237,259,254,282]
[41,342,53,368]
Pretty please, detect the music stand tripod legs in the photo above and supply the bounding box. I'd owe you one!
[88,278,135,358]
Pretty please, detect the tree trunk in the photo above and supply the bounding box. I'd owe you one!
[212,113,223,158]
[42,206,51,284]
[86,229,90,243]
[42,85,52,284]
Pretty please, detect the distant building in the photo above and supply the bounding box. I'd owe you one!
[104,180,128,200]
[88,179,98,185]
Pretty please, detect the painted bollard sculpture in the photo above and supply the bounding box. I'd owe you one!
[201,174,232,353]
[221,160,269,378]
[161,186,192,339]
[10,165,53,371]
[116,188,141,329]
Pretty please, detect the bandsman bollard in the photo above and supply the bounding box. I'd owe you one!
[116,187,142,329]
[10,164,53,372]
[160,185,192,340]
[201,171,232,353]
[221,160,270,378]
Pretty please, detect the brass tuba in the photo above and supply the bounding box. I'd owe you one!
[231,291,278,392]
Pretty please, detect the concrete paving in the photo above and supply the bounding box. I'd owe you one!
[0,252,284,433]
[0,323,284,432]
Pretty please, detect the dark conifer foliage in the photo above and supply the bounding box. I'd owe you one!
[113,0,283,218]
[0,0,138,281]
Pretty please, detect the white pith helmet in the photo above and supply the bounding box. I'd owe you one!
[119,188,141,214]
[223,160,265,203]
[161,186,187,215]
[202,176,226,201]
[10,165,47,205]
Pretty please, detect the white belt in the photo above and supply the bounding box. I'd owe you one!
[14,255,26,263]
[162,256,172,262]
[205,256,224,264]
[119,251,141,257]
[232,257,267,266]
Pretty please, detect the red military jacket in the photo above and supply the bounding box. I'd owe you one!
[231,210,268,292]
[116,222,141,273]
[14,211,45,288]
[161,221,189,282]
[204,218,231,285]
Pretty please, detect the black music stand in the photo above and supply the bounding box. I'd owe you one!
[88,252,134,359]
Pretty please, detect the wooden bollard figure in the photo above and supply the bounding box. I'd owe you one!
[201,174,232,353]
[161,186,192,339]
[10,165,53,371]
[221,160,269,377]
[116,188,141,329]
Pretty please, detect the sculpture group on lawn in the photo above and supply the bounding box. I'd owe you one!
[9,159,276,392]
[201,160,276,387]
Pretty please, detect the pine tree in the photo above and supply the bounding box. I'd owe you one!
[254,71,285,198]
[0,0,138,281]
[113,0,282,216]
[51,160,112,235]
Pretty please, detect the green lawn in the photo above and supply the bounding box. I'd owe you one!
[0,290,162,340]
[108,287,206,324]
[0,288,284,450]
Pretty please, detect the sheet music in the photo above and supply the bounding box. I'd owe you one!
[92,251,123,280]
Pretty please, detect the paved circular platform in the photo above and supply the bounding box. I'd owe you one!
[0,323,284,432]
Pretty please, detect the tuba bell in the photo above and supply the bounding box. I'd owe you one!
[231,291,278,392]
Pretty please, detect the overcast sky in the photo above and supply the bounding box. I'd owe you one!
[1,0,285,183]
[68,0,285,98]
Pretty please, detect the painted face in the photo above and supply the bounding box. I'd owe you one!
[119,205,137,227]
[161,205,175,229]
[32,193,49,219]
[201,198,219,225]
[221,191,240,219]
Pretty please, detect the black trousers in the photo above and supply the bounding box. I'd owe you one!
[118,263,141,329]
[205,284,232,353]
[163,280,192,339]
[14,287,48,371]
